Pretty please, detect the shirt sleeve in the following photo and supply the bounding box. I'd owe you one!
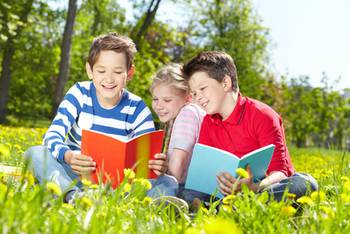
[170,106,202,153]
[198,115,212,146]
[253,108,290,176]
[132,100,155,136]
[43,83,83,162]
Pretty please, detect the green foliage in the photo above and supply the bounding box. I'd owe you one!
[1,126,350,233]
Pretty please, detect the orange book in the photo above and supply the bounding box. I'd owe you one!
[81,129,164,188]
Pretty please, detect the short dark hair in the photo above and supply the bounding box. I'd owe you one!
[87,32,137,70]
[182,51,238,92]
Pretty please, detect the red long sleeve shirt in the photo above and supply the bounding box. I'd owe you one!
[198,93,294,177]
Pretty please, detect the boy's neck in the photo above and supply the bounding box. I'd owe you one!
[220,91,239,121]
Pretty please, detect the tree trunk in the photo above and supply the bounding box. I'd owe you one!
[51,0,78,118]
[134,0,162,49]
[0,0,34,123]
[0,41,15,123]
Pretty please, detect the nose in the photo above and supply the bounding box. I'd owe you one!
[105,72,114,83]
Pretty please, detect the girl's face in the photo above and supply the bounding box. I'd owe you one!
[152,84,188,123]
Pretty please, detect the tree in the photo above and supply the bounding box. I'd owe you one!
[192,0,271,99]
[51,0,77,117]
[0,0,34,123]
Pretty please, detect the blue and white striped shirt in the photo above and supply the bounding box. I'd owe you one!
[43,81,155,162]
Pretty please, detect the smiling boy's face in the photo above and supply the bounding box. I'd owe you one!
[86,50,133,108]
[189,71,229,116]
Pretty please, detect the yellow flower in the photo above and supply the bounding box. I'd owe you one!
[134,178,152,190]
[89,184,99,190]
[222,194,235,205]
[310,191,326,201]
[296,196,314,205]
[46,182,62,196]
[286,193,296,199]
[123,168,135,180]
[236,168,249,179]
[340,193,350,203]
[200,207,209,215]
[185,227,203,234]
[123,183,132,193]
[281,205,297,217]
[204,217,242,234]
[221,204,234,213]
[80,196,93,209]
[62,203,74,210]
[142,196,152,206]
[320,206,335,219]
[0,144,10,158]
[81,178,92,187]
[25,173,35,187]
[96,211,107,219]
[341,176,350,183]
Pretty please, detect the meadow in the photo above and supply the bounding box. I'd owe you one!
[0,125,349,234]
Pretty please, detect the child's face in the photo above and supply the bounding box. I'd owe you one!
[189,71,227,115]
[152,84,188,123]
[86,50,132,108]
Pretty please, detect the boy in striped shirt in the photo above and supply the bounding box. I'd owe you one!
[25,33,176,202]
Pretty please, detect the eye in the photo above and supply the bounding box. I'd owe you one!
[164,99,172,103]
[97,70,105,73]
[152,98,158,101]
[200,86,207,91]
[114,71,123,74]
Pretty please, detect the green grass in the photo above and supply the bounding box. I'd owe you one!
[0,125,350,233]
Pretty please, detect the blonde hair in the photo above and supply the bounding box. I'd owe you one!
[150,63,190,97]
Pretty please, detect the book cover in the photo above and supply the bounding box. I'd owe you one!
[81,129,164,188]
[185,143,275,198]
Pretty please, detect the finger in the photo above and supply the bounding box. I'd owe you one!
[216,177,231,195]
[74,154,94,161]
[149,164,167,173]
[222,172,236,184]
[71,165,95,173]
[154,153,167,160]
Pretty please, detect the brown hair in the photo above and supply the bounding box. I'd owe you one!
[150,63,190,97]
[182,51,238,92]
[87,32,137,70]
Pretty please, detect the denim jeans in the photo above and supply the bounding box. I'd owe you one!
[178,172,318,204]
[24,145,178,198]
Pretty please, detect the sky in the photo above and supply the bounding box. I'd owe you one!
[252,0,350,90]
[144,0,350,90]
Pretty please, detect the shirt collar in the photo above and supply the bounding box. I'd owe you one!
[208,92,247,125]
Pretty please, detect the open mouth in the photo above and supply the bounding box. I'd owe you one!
[102,84,117,90]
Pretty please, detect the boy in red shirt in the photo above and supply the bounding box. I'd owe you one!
[182,51,317,202]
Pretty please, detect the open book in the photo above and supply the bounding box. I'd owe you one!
[185,143,275,198]
[81,129,164,188]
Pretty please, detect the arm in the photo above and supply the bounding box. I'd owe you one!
[43,83,83,162]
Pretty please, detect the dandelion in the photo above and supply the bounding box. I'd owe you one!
[46,182,62,196]
[89,184,99,190]
[281,205,297,217]
[310,191,326,201]
[340,193,350,203]
[236,168,249,179]
[62,203,74,210]
[221,204,234,213]
[222,194,235,205]
[320,206,335,219]
[142,196,152,206]
[200,207,209,215]
[296,196,314,206]
[80,196,93,209]
[124,168,135,179]
[134,178,152,190]
[341,176,350,183]
[96,211,107,219]
[204,217,242,234]
[185,227,202,234]
[0,144,10,158]
[287,193,296,200]
[81,178,92,187]
[123,183,132,193]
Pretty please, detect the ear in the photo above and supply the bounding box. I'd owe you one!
[222,75,232,91]
[85,62,93,80]
[127,64,135,81]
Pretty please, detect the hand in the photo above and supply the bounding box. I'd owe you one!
[64,151,96,175]
[216,166,259,196]
[148,153,168,176]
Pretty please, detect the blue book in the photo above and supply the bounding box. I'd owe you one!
[185,143,275,198]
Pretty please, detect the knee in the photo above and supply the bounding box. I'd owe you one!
[24,145,50,165]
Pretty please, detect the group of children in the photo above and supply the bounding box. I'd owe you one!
[25,32,318,207]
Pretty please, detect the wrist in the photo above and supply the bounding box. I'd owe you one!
[64,151,73,164]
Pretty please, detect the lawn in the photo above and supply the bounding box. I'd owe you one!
[0,125,349,233]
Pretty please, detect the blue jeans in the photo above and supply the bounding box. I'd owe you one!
[179,172,318,204]
[24,145,178,198]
